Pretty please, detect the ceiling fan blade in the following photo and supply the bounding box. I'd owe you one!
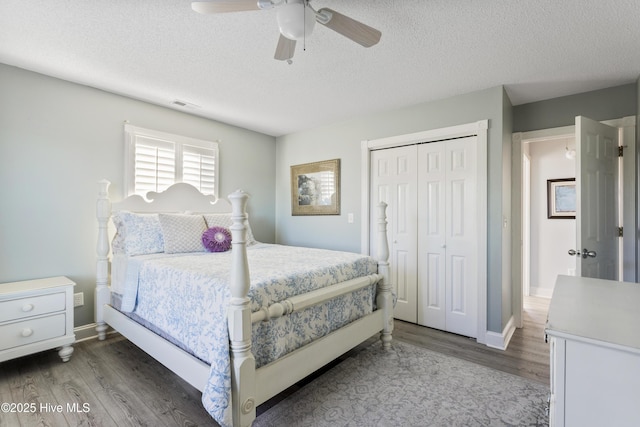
[192,1,261,14]
[274,34,296,61]
[317,8,381,47]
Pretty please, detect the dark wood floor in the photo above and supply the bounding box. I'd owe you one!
[0,297,549,426]
[0,335,214,427]
[393,296,550,386]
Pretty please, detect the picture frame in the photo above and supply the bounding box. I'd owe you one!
[291,159,340,216]
[547,178,576,219]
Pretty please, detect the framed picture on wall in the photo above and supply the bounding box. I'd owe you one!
[547,178,576,219]
[291,159,340,215]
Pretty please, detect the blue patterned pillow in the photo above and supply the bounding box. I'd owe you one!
[111,211,164,256]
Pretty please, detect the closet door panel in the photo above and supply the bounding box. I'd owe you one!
[370,146,418,323]
[426,253,442,308]
[449,255,467,313]
[417,142,446,328]
[444,137,478,338]
[449,179,466,236]
[417,137,478,337]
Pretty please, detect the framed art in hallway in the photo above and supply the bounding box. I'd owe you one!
[291,159,340,215]
[547,178,576,219]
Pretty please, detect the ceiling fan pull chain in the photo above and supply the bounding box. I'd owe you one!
[303,0,307,51]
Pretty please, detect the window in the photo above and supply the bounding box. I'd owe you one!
[124,124,218,197]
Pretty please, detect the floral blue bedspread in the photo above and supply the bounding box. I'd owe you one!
[122,243,378,427]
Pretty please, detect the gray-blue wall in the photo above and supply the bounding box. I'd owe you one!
[0,64,277,326]
[513,83,637,132]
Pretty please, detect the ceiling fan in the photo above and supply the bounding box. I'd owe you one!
[191,0,382,62]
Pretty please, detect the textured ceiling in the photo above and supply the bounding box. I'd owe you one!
[1,0,639,137]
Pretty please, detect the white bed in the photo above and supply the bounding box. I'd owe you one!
[95,180,393,427]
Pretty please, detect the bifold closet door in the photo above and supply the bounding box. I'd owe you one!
[370,145,418,323]
[417,137,478,338]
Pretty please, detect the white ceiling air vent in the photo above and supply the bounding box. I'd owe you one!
[171,100,201,109]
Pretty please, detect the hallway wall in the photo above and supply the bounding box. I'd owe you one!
[528,138,576,297]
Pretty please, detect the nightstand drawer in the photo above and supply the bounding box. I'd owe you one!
[0,313,66,350]
[0,292,66,323]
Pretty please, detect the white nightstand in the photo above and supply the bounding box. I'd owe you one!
[0,276,75,363]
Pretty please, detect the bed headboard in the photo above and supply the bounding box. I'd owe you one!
[108,181,232,214]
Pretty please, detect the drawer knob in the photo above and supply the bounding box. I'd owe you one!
[22,304,34,312]
[21,328,33,337]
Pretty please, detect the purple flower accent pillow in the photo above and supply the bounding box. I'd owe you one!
[202,226,232,252]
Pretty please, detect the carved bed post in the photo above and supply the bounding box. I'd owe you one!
[375,201,393,348]
[96,180,111,340]
[227,190,256,427]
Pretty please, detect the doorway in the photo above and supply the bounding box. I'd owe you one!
[521,130,577,299]
[512,116,636,328]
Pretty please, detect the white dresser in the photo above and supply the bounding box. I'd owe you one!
[545,275,640,427]
[0,276,75,363]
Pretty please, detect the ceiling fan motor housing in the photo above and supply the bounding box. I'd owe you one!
[277,0,316,40]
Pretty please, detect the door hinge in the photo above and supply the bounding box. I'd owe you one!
[618,227,623,237]
[618,146,624,157]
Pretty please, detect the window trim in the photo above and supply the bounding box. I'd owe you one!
[124,124,219,198]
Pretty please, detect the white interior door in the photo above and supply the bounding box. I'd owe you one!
[417,137,478,337]
[575,116,619,279]
[370,145,418,322]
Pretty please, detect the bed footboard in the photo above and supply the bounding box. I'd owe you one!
[95,179,111,340]
[375,201,393,348]
[250,274,383,324]
[227,190,256,427]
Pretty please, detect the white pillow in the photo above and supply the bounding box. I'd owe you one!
[203,213,257,245]
[158,214,207,254]
[111,211,164,256]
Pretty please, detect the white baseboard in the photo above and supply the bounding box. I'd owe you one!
[74,323,115,342]
[485,315,516,351]
[529,286,553,299]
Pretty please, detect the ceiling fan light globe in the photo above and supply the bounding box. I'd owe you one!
[277,2,316,40]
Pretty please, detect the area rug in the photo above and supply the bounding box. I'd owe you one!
[254,340,549,427]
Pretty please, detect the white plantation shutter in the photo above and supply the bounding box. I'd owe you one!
[182,144,216,195]
[124,124,218,198]
[134,137,176,195]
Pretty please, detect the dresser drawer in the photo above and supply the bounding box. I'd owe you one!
[0,313,66,350]
[0,292,66,323]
